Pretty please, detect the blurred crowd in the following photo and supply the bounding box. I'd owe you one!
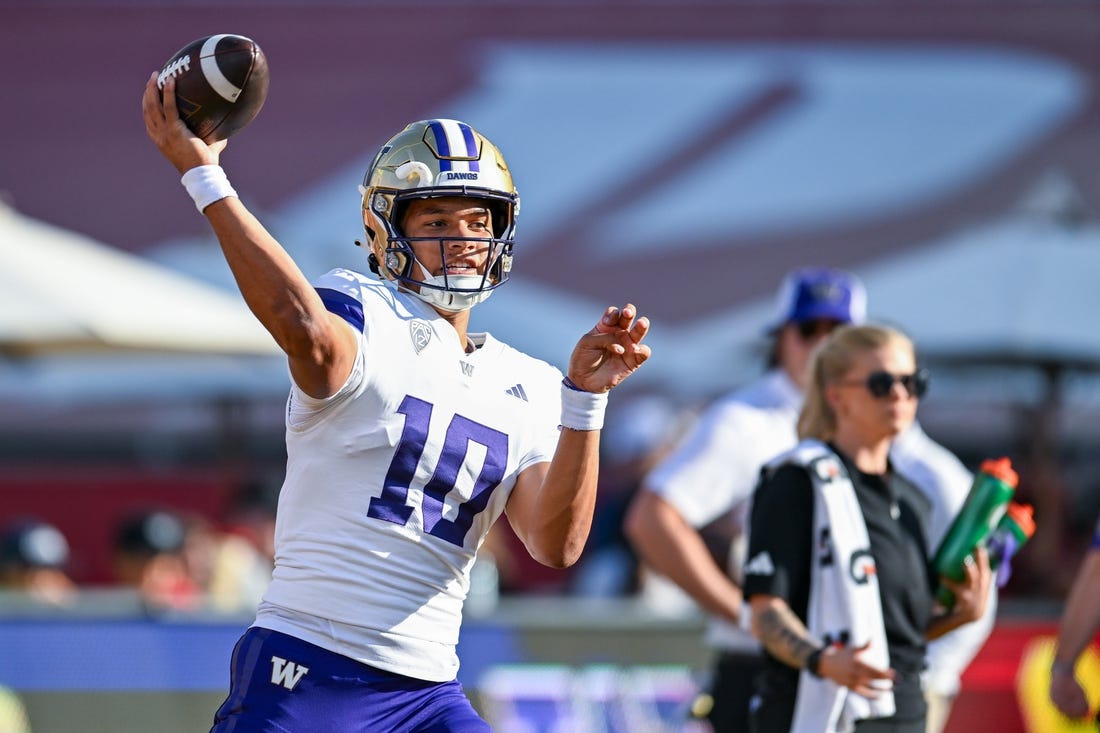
[0,481,276,616]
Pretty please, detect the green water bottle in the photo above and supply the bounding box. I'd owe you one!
[932,457,1019,609]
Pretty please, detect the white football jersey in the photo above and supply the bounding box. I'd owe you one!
[646,370,801,530]
[255,268,563,682]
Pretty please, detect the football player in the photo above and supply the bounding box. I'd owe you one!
[143,74,650,733]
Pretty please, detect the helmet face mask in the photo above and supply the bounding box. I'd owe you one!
[360,119,520,312]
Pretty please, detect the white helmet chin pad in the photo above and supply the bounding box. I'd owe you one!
[414,274,494,312]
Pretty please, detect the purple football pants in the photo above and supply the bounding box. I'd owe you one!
[209,627,491,733]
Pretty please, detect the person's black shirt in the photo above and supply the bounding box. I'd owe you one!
[743,444,934,728]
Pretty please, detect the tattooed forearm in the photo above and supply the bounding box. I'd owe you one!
[752,600,820,670]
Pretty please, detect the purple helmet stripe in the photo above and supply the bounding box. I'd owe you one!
[427,119,481,173]
[428,120,453,171]
[458,122,480,172]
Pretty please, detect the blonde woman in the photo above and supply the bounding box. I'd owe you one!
[742,325,991,733]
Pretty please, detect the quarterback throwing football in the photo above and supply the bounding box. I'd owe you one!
[142,73,650,732]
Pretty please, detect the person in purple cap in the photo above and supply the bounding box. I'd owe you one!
[626,267,990,733]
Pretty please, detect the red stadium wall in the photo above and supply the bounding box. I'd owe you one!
[950,621,1037,732]
[0,467,241,585]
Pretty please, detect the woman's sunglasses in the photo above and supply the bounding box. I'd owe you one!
[796,319,841,341]
[841,368,930,399]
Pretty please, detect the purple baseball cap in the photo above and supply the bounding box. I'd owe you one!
[769,267,867,331]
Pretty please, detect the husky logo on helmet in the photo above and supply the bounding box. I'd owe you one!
[358,119,520,312]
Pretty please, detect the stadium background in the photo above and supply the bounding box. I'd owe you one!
[2,0,1100,731]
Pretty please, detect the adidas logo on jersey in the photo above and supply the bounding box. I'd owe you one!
[744,551,775,577]
[270,656,309,691]
[505,384,528,401]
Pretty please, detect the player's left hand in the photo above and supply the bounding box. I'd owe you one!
[566,304,651,393]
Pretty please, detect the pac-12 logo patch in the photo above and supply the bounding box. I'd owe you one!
[410,320,433,354]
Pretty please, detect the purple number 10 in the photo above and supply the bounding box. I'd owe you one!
[367,395,508,547]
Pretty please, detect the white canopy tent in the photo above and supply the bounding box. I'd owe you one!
[864,215,1100,372]
[859,200,1100,447]
[0,202,279,357]
[676,170,1100,404]
[0,203,287,462]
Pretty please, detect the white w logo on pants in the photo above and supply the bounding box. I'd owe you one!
[270,655,309,691]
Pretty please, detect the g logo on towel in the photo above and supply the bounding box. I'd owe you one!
[818,526,834,567]
[849,548,877,584]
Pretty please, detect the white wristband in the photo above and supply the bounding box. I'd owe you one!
[181,165,237,213]
[559,378,608,431]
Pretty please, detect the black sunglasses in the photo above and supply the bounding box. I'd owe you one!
[842,368,930,399]
[796,319,841,341]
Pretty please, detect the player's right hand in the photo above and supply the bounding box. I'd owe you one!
[142,72,226,174]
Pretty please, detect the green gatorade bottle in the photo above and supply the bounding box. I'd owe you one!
[932,457,1019,609]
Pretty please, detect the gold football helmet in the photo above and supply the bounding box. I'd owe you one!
[359,119,520,311]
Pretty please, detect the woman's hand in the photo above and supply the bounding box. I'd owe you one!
[818,642,896,698]
[943,546,993,625]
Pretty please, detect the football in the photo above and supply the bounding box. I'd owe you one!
[157,34,269,143]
